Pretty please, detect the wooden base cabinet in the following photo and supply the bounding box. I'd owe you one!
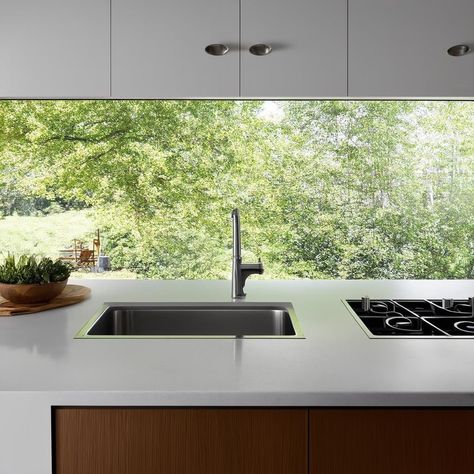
[310,409,474,474]
[54,408,308,474]
[55,407,474,474]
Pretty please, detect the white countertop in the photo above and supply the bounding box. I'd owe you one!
[3,279,474,474]
[1,278,474,406]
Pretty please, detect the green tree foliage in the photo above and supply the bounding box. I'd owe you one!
[0,100,472,279]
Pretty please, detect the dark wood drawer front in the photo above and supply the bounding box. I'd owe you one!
[55,408,308,474]
[310,409,474,474]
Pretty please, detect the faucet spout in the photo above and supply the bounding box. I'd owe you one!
[231,208,241,260]
[231,209,264,299]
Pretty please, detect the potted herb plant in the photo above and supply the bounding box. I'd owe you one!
[0,255,73,304]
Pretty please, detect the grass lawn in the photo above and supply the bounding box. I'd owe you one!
[71,269,138,279]
[0,210,138,279]
[0,210,96,257]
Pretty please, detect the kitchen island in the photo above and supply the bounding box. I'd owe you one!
[1,279,474,473]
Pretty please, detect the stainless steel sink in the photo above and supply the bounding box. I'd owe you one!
[75,302,303,339]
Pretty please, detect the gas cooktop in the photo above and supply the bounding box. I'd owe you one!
[345,297,474,338]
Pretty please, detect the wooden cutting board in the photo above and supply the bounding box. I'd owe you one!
[0,284,91,316]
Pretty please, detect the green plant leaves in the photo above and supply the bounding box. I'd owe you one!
[0,254,72,284]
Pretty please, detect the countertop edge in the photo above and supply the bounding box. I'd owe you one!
[2,390,474,407]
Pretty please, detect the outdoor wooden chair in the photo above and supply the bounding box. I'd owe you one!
[78,248,96,269]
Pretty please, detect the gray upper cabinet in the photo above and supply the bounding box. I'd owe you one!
[241,0,347,97]
[0,0,109,98]
[0,0,472,98]
[112,0,239,98]
[349,0,474,97]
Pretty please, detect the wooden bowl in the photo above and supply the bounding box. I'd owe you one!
[0,280,68,304]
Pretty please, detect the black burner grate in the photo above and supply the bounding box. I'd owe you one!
[346,298,474,338]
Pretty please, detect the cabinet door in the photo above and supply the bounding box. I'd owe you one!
[310,409,474,474]
[349,0,474,97]
[241,0,347,97]
[0,0,109,98]
[112,0,239,98]
[55,408,308,474]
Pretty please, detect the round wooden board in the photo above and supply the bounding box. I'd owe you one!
[0,284,91,316]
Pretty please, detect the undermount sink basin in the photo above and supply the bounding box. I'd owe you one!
[75,302,303,339]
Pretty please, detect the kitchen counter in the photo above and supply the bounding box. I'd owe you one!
[1,279,474,473]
